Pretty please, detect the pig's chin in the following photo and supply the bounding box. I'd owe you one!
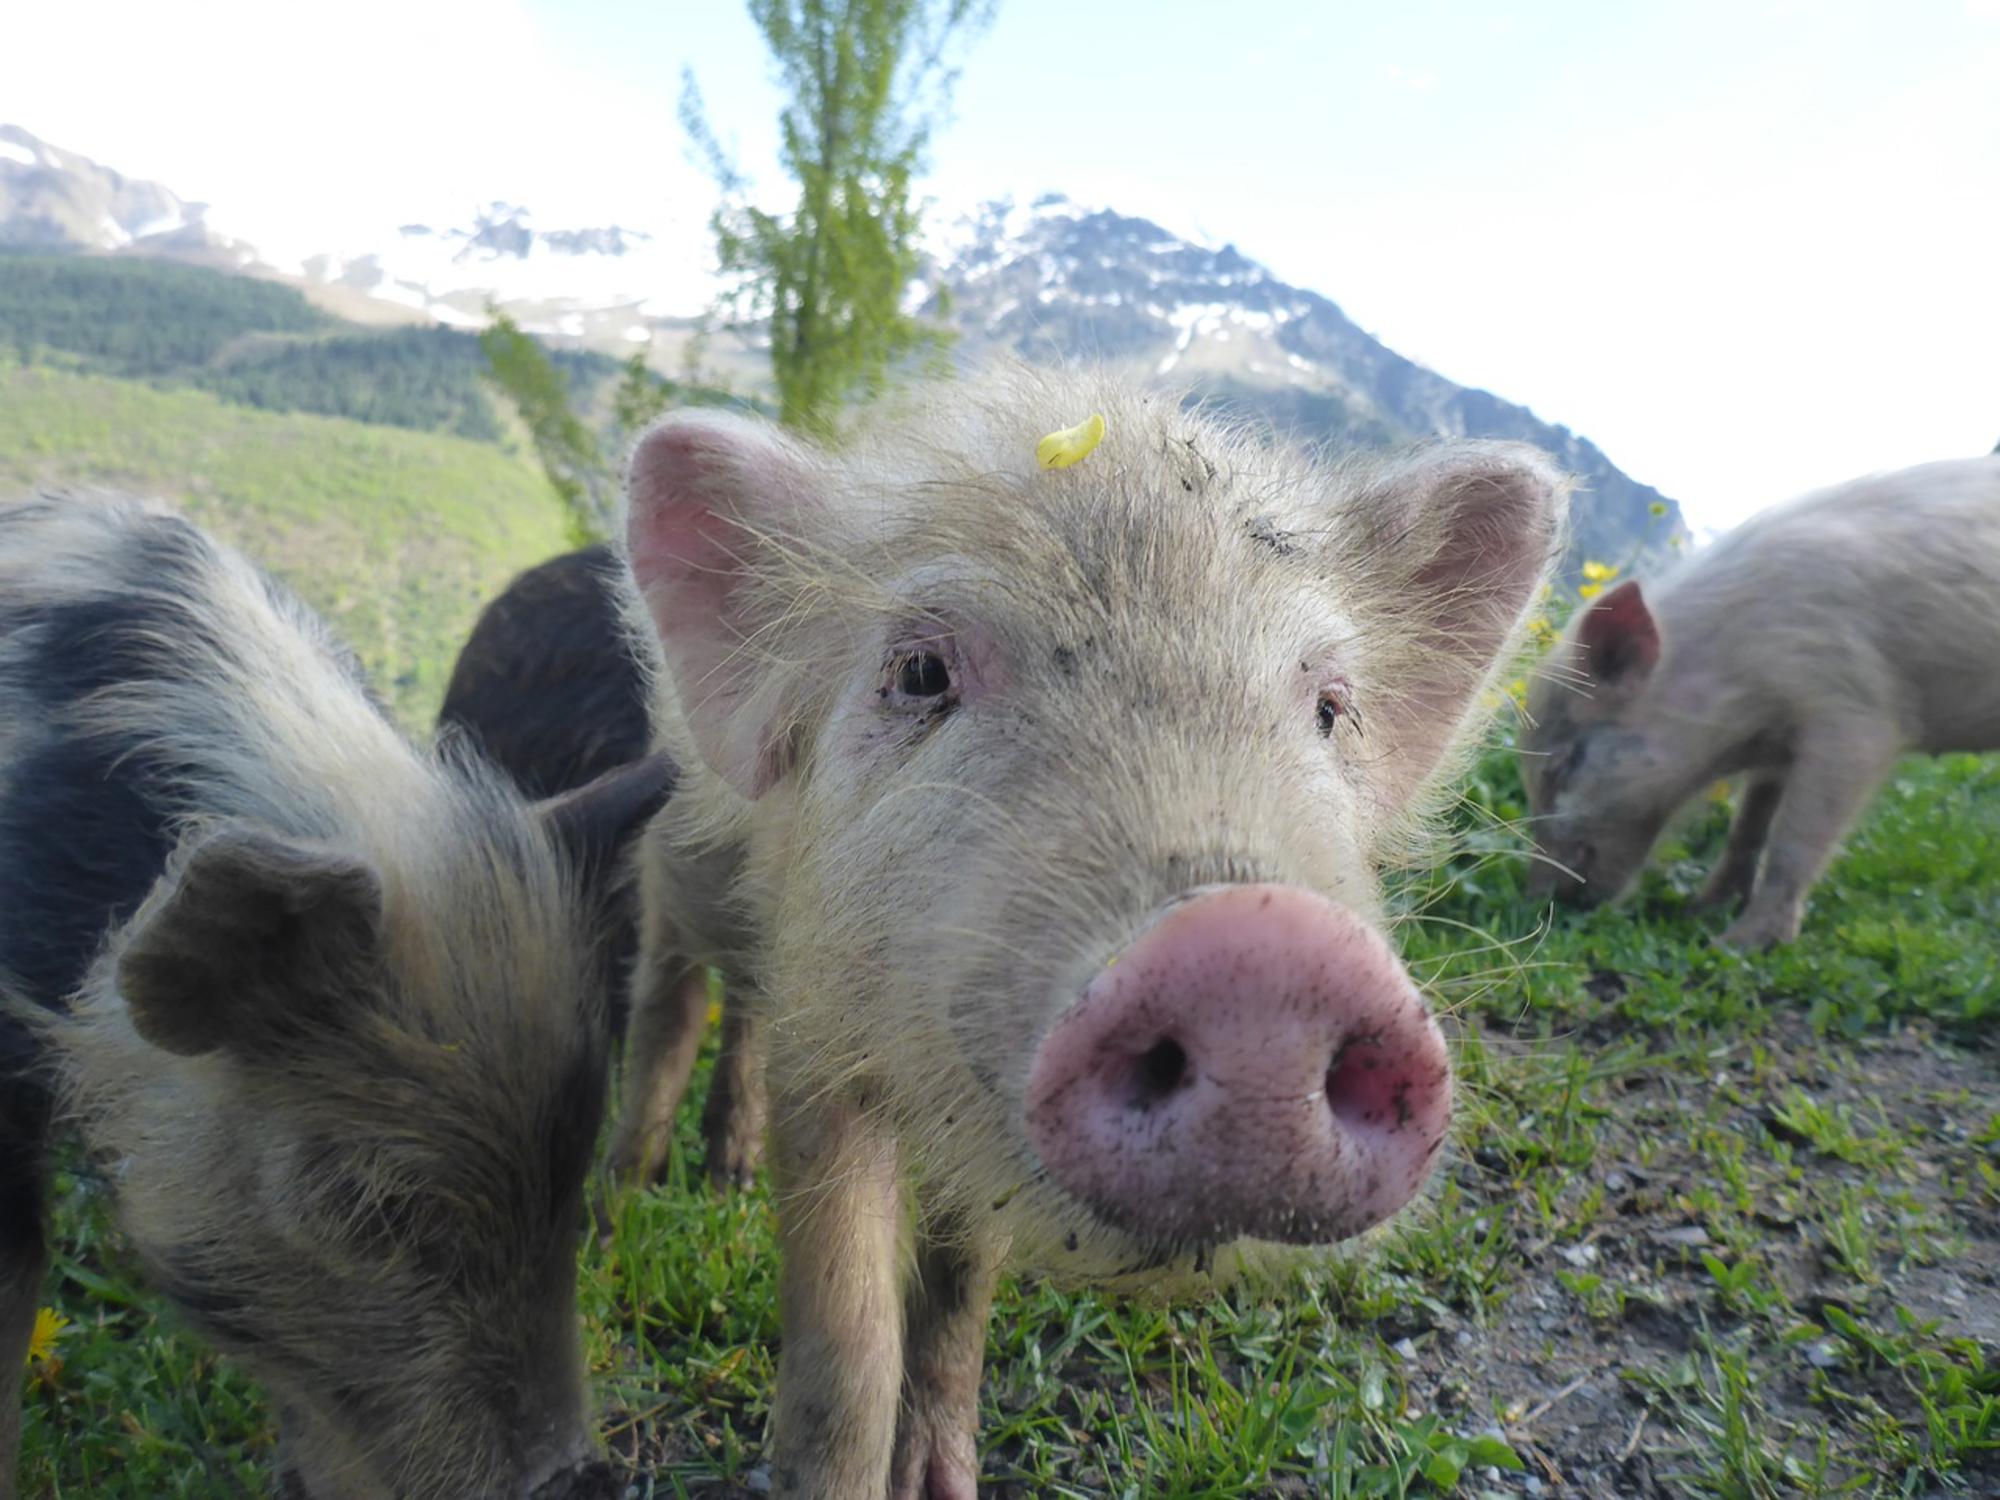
[1065,1193,1386,1266]
[1011,1196,1356,1296]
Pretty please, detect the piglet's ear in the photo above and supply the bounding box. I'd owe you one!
[535,751,676,894]
[1354,442,1570,806]
[625,412,821,799]
[1574,578,1660,687]
[117,826,384,1059]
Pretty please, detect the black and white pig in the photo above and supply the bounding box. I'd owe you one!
[0,495,670,1499]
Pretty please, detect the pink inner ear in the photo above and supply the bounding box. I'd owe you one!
[625,415,810,800]
[1575,579,1661,682]
[627,424,754,599]
[626,493,742,667]
[1355,446,1564,814]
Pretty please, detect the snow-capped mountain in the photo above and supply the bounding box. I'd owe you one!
[0,126,1685,563]
[0,124,254,266]
[930,195,1687,565]
[0,126,708,343]
[295,202,696,341]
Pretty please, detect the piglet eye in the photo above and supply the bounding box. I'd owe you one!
[897,652,953,698]
[1316,692,1343,738]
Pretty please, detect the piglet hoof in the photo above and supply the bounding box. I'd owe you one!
[1693,870,1752,912]
[702,1080,768,1192]
[889,1433,979,1500]
[593,1133,668,1242]
[604,1122,675,1192]
[588,1183,622,1245]
[703,1130,763,1191]
[704,1120,764,1200]
[1717,909,1800,952]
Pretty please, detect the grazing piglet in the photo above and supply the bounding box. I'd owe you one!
[438,544,764,1192]
[1521,454,2000,949]
[619,366,1569,1498]
[0,496,671,1500]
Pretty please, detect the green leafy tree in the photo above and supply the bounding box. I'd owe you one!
[478,310,610,546]
[480,318,742,541]
[683,0,994,434]
[613,350,678,435]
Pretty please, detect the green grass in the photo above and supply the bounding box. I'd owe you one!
[17,710,2000,1493]
[0,362,574,726]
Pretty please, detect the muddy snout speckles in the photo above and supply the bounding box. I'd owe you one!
[1023,884,1453,1246]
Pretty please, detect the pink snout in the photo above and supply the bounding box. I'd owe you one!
[1024,885,1453,1247]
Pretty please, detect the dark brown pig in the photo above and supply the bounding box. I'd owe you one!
[1521,454,2000,948]
[617,365,1570,1497]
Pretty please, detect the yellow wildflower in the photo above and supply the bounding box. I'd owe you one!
[1649,501,1668,517]
[1577,583,1603,600]
[1035,413,1106,469]
[1580,560,1620,583]
[27,1307,67,1366]
[706,1000,723,1027]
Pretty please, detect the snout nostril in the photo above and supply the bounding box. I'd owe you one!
[1127,1037,1190,1109]
[1325,1031,1407,1132]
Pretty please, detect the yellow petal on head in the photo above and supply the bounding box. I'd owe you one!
[1036,412,1106,469]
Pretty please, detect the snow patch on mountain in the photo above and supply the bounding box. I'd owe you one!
[286,201,705,331]
[927,193,1688,569]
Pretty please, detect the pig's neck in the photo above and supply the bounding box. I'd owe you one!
[1651,619,1798,792]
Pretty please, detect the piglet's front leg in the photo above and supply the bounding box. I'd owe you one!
[890,1223,1001,1500]
[1721,717,1902,950]
[701,993,767,1191]
[768,1096,905,1500]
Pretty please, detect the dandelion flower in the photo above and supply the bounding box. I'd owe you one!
[1581,560,1621,583]
[27,1307,67,1366]
[1035,413,1106,469]
[1577,583,1604,600]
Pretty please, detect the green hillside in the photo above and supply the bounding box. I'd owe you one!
[0,363,572,726]
[0,252,624,442]
[0,253,330,374]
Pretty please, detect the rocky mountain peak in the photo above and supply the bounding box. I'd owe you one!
[930,194,1689,568]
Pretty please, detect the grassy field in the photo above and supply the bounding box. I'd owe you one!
[18,721,1997,1497]
[0,362,573,726]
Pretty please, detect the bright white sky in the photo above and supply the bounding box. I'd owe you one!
[6,0,1997,530]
